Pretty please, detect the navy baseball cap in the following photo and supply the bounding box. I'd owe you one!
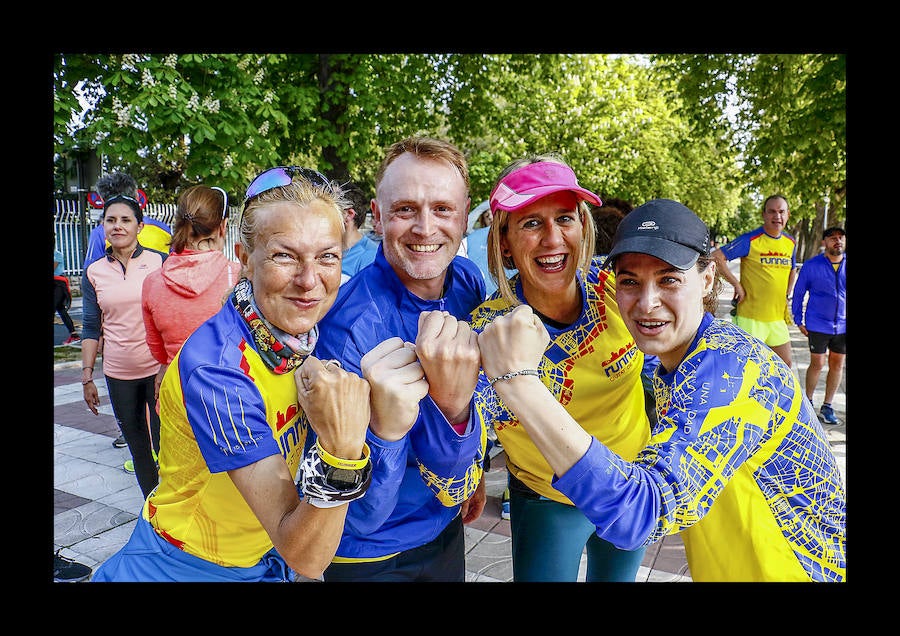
[605,199,710,270]
[823,226,845,239]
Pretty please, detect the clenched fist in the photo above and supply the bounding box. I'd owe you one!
[360,337,429,441]
[296,355,370,460]
[416,310,481,425]
[478,304,550,381]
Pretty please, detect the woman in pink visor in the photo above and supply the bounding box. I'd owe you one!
[468,156,651,582]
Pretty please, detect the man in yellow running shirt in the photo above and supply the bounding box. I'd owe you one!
[713,194,797,367]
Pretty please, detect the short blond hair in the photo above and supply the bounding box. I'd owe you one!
[239,177,348,256]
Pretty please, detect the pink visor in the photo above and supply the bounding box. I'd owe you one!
[489,162,602,212]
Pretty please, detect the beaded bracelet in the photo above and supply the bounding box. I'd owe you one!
[488,369,541,386]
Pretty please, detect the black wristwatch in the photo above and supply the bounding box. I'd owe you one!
[324,465,367,491]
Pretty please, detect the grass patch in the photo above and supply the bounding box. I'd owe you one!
[54,345,83,365]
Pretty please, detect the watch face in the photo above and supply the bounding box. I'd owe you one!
[326,467,360,491]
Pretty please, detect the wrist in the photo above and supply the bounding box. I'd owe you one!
[315,439,370,470]
[488,368,541,387]
[301,442,372,506]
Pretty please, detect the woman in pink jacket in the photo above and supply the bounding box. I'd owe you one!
[142,185,242,400]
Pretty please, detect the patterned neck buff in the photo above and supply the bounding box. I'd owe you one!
[231,277,318,374]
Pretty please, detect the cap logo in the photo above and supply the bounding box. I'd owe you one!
[638,221,658,230]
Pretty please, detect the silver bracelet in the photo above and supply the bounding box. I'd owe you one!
[488,369,541,386]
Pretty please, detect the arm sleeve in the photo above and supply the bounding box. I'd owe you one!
[82,228,106,269]
[181,363,281,473]
[340,430,410,534]
[408,397,485,506]
[791,265,809,326]
[718,233,750,261]
[312,318,419,530]
[554,347,772,551]
[80,270,102,340]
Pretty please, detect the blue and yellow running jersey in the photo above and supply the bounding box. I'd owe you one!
[553,312,846,581]
[719,227,796,322]
[144,300,309,568]
[469,257,650,502]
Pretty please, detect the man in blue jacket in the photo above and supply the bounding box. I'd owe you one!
[313,136,487,581]
[792,226,846,424]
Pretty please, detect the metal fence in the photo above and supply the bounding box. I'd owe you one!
[53,198,241,286]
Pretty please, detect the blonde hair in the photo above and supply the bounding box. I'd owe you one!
[375,136,469,193]
[239,176,348,268]
[487,155,596,306]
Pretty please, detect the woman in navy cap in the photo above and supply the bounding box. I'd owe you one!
[477,198,846,582]
[469,155,651,582]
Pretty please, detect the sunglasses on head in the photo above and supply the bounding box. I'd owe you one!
[243,166,330,207]
[104,194,140,208]
[209,186,229,219]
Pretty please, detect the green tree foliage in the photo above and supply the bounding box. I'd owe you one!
[651,53,846,258]
[54,53,842,259]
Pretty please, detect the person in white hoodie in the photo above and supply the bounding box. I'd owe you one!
[142,185,242,400]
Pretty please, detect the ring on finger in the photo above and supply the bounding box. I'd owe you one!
[324,359,342,371]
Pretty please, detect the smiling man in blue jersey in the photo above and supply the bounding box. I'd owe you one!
[313,136,487,582]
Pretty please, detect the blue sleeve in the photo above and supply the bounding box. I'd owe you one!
[313,308,421,529]
[408,397,485,506]
[552,438,662,551]
[80,268,102,340]
[719,232,750,261]
[791,262,811,325]
[182,363,281,473]
[341,431,410,534]
[83,226,106,269]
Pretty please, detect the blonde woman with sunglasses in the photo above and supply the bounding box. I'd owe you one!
[94,167,378,582]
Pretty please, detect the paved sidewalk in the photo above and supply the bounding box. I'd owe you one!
[53,287,845,583]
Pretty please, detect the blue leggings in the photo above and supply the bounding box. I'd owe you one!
[508,474,646,582]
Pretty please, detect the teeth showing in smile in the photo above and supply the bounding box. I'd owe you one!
[409,244,440,253]
[536,255,565,265]
[638,321,666,328]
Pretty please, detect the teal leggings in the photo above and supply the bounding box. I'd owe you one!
[509,475,647,582]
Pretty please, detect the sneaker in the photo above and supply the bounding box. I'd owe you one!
[123,459,135,473]
[62,333,82,346]
[112,435,127,448]
[500,487,510,520]
[53,550,92,583]
[820,404,839,425]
